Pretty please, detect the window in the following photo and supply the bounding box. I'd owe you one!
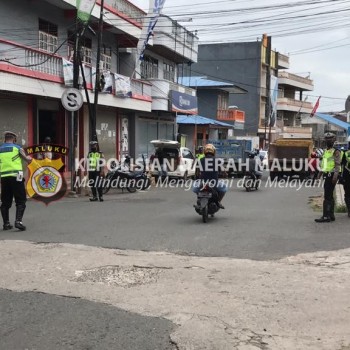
[101,45,112,71]
[140,56,159,79]
[182,149,194,160]
[39,19,58,53]
[217,92,229,111]
[81,37,92,65]
[67,32,92,65]
[163,62,175,81]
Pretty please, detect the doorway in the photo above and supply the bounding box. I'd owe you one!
[37,110,65,145]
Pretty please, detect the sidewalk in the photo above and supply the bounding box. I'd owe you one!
[1,240,350,350]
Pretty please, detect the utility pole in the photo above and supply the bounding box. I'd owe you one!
[92,0,104,142]
[264,35,272,150]
[70,19,82,193]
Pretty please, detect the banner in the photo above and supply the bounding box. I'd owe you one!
[114,73,132,98]
[137,0,166,60]
[310,96,321,117]
[101,71,113,93]
[77,0,96,23]
[269,75,278,127]
[62,58,73,86]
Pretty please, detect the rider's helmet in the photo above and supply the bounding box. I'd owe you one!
[204,143,216,156]
[198,146,204,153]
[248,151,256,159]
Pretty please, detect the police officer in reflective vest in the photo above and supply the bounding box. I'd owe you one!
[0,131,31,230]
[315,132,341,223]
[87,141,105,202]
[342,136,350,217]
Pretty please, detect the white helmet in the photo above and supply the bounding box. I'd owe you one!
[347,135,350,142]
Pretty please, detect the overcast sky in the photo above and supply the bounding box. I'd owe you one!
[129,0,350,112]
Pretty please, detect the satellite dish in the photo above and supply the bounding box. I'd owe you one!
[345,95,350,112]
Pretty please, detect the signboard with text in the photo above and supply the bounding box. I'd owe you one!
[170,91,198,115]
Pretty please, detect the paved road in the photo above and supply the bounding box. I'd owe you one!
[1,176,350,260]
[2,176,350,350]
[0,289,175,350]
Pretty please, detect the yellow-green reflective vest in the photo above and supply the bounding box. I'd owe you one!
[321,148,339,173]
[196,153,205,160]
[88,152,101,171]
[0,144,23,177]
[345,151,350,171]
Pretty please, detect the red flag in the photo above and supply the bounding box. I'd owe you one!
[310,96,321,117]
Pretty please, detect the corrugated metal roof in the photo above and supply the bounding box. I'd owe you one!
[177,114,233,127]
[178,76,247,93]
[316,113,350,130]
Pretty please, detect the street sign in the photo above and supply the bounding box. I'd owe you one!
[61,88,84,112]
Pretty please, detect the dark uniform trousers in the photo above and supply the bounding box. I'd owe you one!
[88,170,103,199]
[0,177,27,222]
[343,169,350,211]
[323,172,336,218]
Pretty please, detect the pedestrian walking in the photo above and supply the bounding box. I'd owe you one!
[341,136,350,217]
[315,132,341,223]
[0,131,31,230]
[86,141,105,202]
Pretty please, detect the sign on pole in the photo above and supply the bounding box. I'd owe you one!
[77,0,97,23]
[61,88,84,111]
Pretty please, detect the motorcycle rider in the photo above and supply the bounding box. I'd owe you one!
[247,151,263,181]
[192,143,227,209]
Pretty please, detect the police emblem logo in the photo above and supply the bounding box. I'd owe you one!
[25,145,68,205]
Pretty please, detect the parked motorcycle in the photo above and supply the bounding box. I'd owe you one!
[102,155,150,194]
[194,182,221,223]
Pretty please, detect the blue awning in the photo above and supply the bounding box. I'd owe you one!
[316,113,350,130]
[177,115,233,127]
[178,76,247,94]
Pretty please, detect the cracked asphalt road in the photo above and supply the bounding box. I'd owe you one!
[1,177,350,349]
[0,289,176,350]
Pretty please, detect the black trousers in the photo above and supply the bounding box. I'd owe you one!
[343,169,350,207]
[323,173,336,202]
[88,171,103,198]
[0,177,27,209]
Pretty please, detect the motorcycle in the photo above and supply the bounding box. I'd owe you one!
[243,171,261,192]
[102,155,151,194]
[194,182,221,223]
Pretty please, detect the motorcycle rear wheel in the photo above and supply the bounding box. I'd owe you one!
[202,205,208,223]
[127,183,137,193]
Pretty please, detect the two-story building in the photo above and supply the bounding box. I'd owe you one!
[0,0,198,166]
[121,14,198,157]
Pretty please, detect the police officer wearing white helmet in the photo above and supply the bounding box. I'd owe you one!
[341,135,350,217]
[85,140,105,202]
[0,131,31,230]
[315,132,341,223]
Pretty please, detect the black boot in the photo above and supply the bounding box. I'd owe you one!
[315,200,331,223]
[217,192,225,209]
[1,206,13,230]
[14,204,26,231]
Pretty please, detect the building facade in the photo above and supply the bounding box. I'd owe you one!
[276,71,314,139]
[0,0,198,170]
[182,36,290,147]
